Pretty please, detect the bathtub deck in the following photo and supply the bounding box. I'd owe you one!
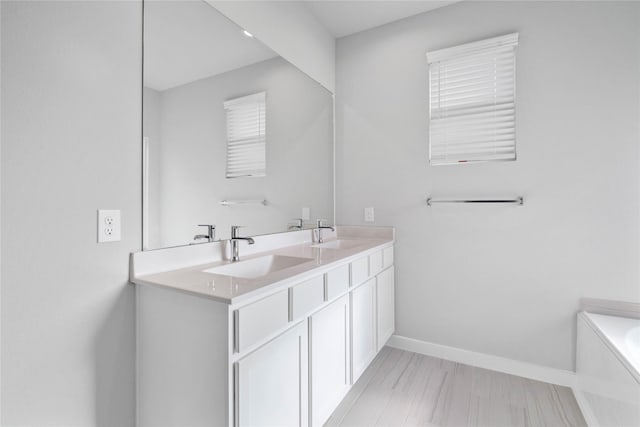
[326,346,586,427]
[583,312,640,382]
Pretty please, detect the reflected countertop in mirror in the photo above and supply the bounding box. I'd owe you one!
[142,0,334,250]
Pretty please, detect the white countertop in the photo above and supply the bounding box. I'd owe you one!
[130,226,394,305]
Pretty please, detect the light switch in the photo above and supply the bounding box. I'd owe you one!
[98,209,121,243]
[364,207,375,222]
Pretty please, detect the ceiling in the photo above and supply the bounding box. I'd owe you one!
[144,1,459,91]
[304,1,459,38]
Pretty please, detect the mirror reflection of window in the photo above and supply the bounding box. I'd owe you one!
[224,92,267,178]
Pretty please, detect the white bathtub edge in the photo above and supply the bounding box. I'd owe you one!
[576,311,640,427]
[579,311,640,384]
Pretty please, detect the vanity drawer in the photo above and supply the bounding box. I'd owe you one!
[383,246,394,269]
[290,276,324,321]
[326,264,349,300]
[351,257,369,287]
[234,290,289,353]
[369,250,384,276]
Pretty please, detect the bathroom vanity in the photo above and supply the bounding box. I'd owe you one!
[130,226,395,426]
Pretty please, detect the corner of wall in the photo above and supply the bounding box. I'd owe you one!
[0,0,3,421]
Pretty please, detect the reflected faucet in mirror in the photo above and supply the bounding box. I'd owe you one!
[194,224,216,242]
[230,226,255,262]
[288,218,304,230]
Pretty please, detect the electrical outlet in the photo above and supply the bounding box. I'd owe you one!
[364,207,375,222]
[98,209,121,243]
[302,207,310,221]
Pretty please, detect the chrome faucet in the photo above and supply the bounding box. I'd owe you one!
[230,226,255,262]
[314,219,335,244]
[288,218,304,230]
[194,224,216,242]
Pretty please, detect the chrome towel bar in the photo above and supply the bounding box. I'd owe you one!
[219,199,267,206]
[426,197,523,206]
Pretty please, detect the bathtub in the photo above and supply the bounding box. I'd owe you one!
[576,311,640,427]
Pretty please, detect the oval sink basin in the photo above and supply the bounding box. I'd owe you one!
[311,239,364,250]
[202,254,312,279]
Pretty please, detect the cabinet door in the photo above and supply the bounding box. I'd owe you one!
[351,278,376,383]
[235,322,308,427]
[376,266,395,351]
[310,294,350,426]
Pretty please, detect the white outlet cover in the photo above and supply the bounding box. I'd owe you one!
[302,207,310,221]
[98,209,121,243]
[364,207,375,222]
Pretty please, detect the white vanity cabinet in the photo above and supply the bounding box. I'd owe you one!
[235,321,309,427]
[310,294,350,426]
[351,277,377,383]
[350,248,396,384]
[376,266,395,351]
[135,240,394,427]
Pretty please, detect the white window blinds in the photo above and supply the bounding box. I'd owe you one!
[427,33,518,165]
[224,92,266,178]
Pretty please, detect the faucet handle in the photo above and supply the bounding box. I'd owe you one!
[291,218,304,228]
[197,224,216,239]
[317,219,335,229]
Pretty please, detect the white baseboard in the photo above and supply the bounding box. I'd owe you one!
[387,334,577,388]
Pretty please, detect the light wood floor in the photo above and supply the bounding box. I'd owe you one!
[325,347,586,427]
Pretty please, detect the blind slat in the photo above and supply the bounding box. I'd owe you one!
[431,139,516,151]
[430,134,515,147]
[431,102,515,119]
[430,90,514,107]
[431,97,514,112]
[430,57,514,77]
[431,110,514,125]
[431,78,514,97]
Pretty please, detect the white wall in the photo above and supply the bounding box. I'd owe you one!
[0,1,3,420]
[209,0,335,93]
[1,1,140,425]
[336,1,640,371]
[144,57,333,247]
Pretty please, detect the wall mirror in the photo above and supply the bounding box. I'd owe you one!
[142,0,334,250]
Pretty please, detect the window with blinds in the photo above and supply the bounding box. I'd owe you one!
[427,33,518,165]
[224,92,266,178]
